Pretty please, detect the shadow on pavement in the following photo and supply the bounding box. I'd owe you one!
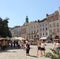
[0,49,17,53]
[29,55,38,58]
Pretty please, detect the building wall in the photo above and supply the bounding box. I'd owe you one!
[10,26,21,37]
[20,25,27,39]
[26,21,39,40]
[49,20,60,37]
[10,8,60,40]
[47,9,60,38]
[39,8,60,38]
[39,19,49,38]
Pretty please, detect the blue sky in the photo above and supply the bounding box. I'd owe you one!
[0,0,60,27]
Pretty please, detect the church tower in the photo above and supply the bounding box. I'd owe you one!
[26,16,29,23]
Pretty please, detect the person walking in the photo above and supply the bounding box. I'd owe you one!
[53,39,60,51]
[37,40,41,56]
[25,41,30,56]
[40,40,46,56]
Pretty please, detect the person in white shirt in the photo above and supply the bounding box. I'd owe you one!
[53,40,60,51]
[40,40,46,56]
[37,40,41,56]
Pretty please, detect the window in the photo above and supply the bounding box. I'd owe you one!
[40,29,42,31]
[34,25,35,28]
[57,23,59,27]
[43,24,44,26]
[43,28,44,31]
[53,29,56,32]
[57,29,59,32]
[40,33,42,36]
[53,23,55,27]
[46,32,48,35]
[40,25,41,27]
[46,28,47,30]
[37,25,38,28]
[50,24,52,27]
[49,30,52,33]
[45,24,47,26]
[43,33,44,36]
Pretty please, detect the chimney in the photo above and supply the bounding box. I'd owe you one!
[46,14,49,17]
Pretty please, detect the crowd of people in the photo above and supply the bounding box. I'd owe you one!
[25,38,60,57]
[53,39,60,51]
[0,37,60,57]
[37,40,46,56]
[25,39,46,56]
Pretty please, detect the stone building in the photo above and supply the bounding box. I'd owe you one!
[26,21,39,41]
[20,25,27,40]
[10,26,21,37]
[38,18,49,38]
[10,8,60,40]
[47,8,60,38]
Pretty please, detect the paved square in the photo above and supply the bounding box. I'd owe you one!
[0,43,52,59]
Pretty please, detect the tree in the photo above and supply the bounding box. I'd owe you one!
[0,17,12,37]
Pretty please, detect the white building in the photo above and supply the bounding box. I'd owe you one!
[47,8,60,38]
[38,18,49,38]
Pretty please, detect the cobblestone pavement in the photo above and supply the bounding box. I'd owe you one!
[0,43,52,59]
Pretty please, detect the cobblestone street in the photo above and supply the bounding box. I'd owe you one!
[0,43,52,59]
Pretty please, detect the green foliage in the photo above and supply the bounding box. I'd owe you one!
[0,17,12,37]
[45,49,60,59]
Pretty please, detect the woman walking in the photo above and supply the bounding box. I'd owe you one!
[37,40,41,56]
[40,40,46,56]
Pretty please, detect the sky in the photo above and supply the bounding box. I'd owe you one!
[0,0,60,27]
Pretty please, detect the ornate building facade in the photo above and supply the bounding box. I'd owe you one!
[10,8,60,40]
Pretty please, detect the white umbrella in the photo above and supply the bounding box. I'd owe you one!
[11,37,18,40]
[11,37,25,41]
[17,37,25,40]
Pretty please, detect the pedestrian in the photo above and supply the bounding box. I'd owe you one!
[53,39,60,51]
[21,41,25,49]
[53,40,57,49]
[40,40,46,56]
[25,41,30,56]
[37,40,41,56]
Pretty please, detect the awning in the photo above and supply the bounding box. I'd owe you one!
[0,38,7,40]
[40,37,47,40]
[11,37,25,40]
[29,39,34,41]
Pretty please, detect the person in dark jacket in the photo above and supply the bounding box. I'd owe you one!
[26,41,30,56]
